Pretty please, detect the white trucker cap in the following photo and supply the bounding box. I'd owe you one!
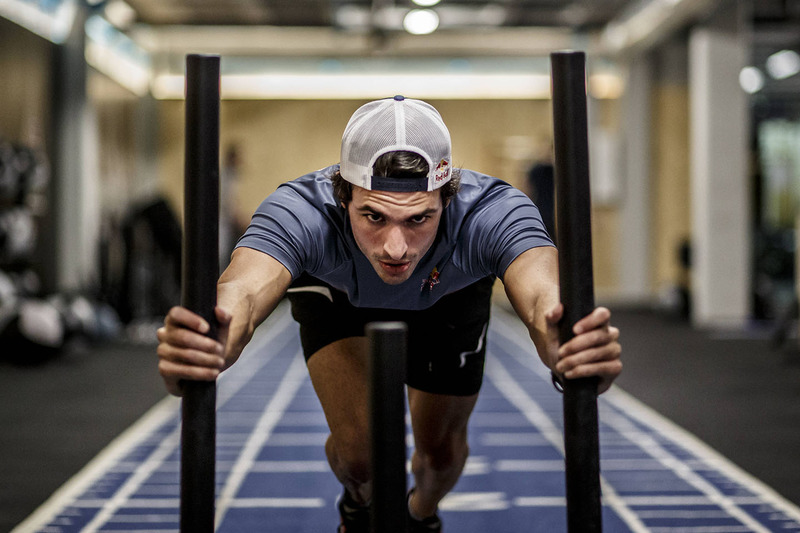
[339,95,452,192]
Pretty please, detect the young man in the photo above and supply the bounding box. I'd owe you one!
[157,96,622,533]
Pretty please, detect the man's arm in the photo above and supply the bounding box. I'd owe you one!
[502,246,622,393]
[156,247,293,396]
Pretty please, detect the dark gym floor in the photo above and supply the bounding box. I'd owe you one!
[1,307,799,532]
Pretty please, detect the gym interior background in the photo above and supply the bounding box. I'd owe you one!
[1,0,800,530]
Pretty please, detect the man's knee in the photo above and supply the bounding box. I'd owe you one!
[413,431,469,473]
[328,432,372,483]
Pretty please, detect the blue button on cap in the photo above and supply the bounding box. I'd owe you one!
[394,95,405,101]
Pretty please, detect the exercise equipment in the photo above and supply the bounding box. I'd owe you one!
[0,140,17,203]
[368,321,408,533]
[550,50,603,532]
[0,207,36,267]
[180,53,220,533]
[0,141,49,206]
[0,298,65,364]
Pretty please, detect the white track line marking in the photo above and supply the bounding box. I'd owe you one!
[485,354,649,533]
[12,305,296,533]
[80,425,182,532]
[227,498,325,508]
[10,396,179,533]
[215,354,308,529]
[488,304,800,530]
[604,386,800,522]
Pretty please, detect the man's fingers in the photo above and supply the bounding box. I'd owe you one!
[572,306,611,334]
[157,305,230,397]
[558,326,619,359]
[157,342,224,369]
[555,341,621,376]
[562,360,622,393]
[157,325,223,355]
[164,306,210,334]
[545,305,621,394]
[158,359,221,385]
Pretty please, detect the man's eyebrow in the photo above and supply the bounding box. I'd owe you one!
[408,208,439,217]
[354,205,438,219]
[354,205,384,216]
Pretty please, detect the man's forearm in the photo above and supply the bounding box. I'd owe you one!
[215,247,293,369]
[501,246,561,371]
[217,281,258,369]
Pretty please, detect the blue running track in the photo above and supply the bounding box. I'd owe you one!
[13,302,800,532]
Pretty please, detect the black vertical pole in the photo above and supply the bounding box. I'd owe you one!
[181,53,220,533]
[550,50,603,532]
[368,322,408,533]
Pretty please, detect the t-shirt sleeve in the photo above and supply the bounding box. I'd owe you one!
[457,184,554,278]
[235,185,332,279]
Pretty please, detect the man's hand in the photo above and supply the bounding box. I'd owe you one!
[156,306,232,396]
[545,304,621,394]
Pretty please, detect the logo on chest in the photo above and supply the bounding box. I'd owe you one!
[421,267,441,292]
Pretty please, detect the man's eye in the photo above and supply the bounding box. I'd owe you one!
[365,213,383,222]
[410,215,430,225]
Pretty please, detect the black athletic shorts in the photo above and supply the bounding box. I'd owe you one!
[286,274,495,396]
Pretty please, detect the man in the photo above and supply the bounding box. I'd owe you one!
[157,96,622,533]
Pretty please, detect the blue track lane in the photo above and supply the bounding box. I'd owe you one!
[14,302,800,533]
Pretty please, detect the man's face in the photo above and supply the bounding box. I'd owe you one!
[347,186,444,285]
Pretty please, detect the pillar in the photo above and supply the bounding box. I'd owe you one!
[688,5,751,327]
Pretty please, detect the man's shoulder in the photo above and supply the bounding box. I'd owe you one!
[453,169,521,207]
[283,165,338,189]
[270,165,338,204]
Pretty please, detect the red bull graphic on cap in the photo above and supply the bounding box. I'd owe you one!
[434,159,451,184]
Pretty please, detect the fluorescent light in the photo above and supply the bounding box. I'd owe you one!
[600,0,719,54]
[334,4,369,27]
[0,0,78,43]
[84,15,150,96]
[403,9,439,35]
[85,40,149,96]
[739,66,764,94]
[152,72,554,100]
[103,0,137,29]
[765,50,800,80]
[413,0,442,6]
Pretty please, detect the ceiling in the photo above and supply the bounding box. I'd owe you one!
[112,0,735,63]
[78,0,800,99]
[122,0,634,30]
[112,0,800,62]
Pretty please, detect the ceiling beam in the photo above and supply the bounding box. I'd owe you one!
[130,24,577,58]
[597,0,724,56]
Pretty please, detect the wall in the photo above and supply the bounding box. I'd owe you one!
[0,18,52,146]
[651,42,692,299]
[156,97,620,295]
[157,99,553,214]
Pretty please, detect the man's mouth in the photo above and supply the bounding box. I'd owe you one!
[379,260,411,275]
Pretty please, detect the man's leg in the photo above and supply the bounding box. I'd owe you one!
[306,336,372,506]
[407,388,479,519]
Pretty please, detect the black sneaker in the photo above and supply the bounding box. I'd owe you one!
[337,489,371,533]
[407,490,442,533]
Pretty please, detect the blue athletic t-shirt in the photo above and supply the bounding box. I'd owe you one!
[237,165,553,310]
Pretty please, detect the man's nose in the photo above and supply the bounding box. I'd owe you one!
[383,225,408,260]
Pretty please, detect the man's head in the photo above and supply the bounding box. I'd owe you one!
[331,151,460,206]
[338,95,453,193]
[333,96,458,284]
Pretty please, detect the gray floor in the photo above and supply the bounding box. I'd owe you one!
[1,307,799,532]
[0,338,167,531]
[612,308,800,508]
